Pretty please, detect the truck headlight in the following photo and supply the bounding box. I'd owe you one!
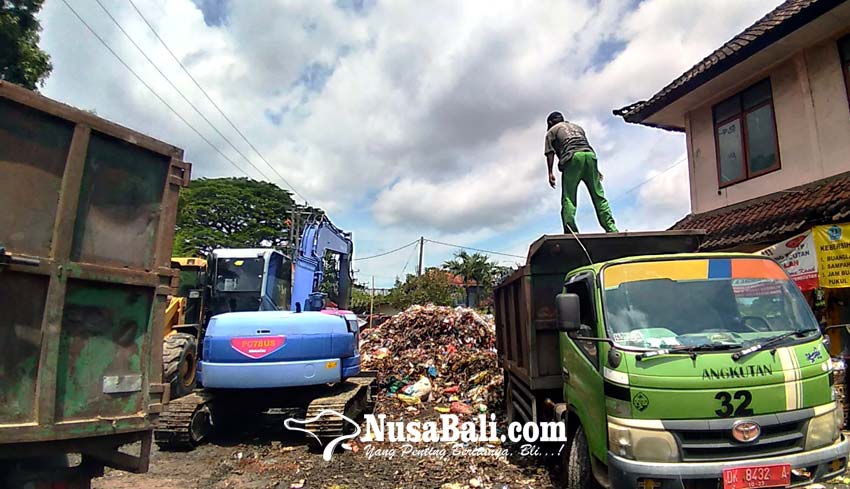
[608,422,679,462]
[806,405,842,450]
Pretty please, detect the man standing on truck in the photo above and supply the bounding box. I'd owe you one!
[544,111,618,233]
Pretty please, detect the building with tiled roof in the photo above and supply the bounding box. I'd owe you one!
[614,0,850,251]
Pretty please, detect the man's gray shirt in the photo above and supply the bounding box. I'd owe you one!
[544,121,594,170]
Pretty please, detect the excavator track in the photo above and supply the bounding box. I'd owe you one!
[303,374,377,440]
[154,391,215,451]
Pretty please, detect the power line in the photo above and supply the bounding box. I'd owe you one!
[60,0,253,180]
[399,240,419,276]
[424,239,525,259]
[125,0,309,203]
[91,0,282,186]
[608,156,687,205]
[353,240,419,261]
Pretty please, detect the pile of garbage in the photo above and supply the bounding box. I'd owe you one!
[361,305,503,415]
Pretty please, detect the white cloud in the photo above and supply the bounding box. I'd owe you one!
[36,0,781,285]
[618,155,691,231]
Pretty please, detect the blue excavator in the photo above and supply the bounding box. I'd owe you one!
[154,218,374,449]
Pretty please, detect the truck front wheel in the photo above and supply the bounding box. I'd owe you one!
[563,425,599,489]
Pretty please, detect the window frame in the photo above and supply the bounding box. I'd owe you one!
[564,272,599,369]
[712,79,781,188]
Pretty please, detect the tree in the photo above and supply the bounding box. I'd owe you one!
[442,251,508,307]
[172,177,321,256]
[319,252,342,304]
[1,0,52,89]
[387,269,463,309]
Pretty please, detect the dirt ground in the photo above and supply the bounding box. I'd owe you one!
[92,421,850,489]
[92,427,557,489]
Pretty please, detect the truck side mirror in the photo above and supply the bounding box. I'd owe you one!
[556,293,581,332]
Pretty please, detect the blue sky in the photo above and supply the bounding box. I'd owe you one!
[38,0,779,287]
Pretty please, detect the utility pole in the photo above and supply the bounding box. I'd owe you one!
[288,207,295,256]
[369,276,375,330]
[417,236,425,275]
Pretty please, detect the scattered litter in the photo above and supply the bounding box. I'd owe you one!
[401,376,433,401]
[450,402,473,415]
[289,479,305,489]
[396,394,421,406]
[362,305,503,417]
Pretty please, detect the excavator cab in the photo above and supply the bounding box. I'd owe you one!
[207,248,291,315]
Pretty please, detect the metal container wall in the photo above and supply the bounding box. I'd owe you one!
[0,81,190,448]
[494,232,704,394]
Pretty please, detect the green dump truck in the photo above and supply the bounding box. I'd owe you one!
[0,81,190,488]
[495,231,849,489]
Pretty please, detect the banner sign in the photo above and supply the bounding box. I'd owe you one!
[814,223,850,288]
[758,230,819,291]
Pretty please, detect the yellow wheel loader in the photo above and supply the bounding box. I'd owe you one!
[163,258,207,400]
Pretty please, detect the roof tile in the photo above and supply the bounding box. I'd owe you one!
[669,172,850,250]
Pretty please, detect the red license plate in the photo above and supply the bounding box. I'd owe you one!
[723,464,791,489]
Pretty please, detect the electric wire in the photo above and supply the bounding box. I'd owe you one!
[125,0,308,203]
[424,239,526,259]
[353,240,419,261]
[68,0,689,263]
[399,241,419,276]
[60,0,254,180]
[608,156,687,205]
[91,0,281,186]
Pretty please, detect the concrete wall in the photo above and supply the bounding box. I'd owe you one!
[686,38,850,214]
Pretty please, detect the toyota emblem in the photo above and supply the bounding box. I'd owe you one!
[732,421,761,443]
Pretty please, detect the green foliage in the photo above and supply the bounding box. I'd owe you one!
[350,285,376,313]
[320,252,340,302]
[0,0,52,89]
[387,269,463,309]
[356,252,512,313]
[173,177,320,257]
[442,251,510,305]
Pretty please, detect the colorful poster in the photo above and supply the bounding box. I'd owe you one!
[814,223,850,288]
[758,230,818,291]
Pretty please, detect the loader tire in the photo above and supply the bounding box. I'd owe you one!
[563,425,599,489]
[163,332,198,400]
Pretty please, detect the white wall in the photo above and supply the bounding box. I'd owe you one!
[686,38,850,214]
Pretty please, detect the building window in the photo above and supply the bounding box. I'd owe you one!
[712,79,780,187]
[840,35,850,109]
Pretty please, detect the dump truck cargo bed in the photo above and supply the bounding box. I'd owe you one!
[0,81,190,484]
[494,231,703,403]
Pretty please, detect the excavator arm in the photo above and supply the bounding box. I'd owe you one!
[291,217,353,311]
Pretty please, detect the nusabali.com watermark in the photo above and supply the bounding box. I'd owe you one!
[285,410,568,461]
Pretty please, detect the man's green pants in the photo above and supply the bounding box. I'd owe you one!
[561,151,618,233]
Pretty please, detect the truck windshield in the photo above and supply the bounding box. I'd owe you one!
[601,257,819,350]
[215,257,264,293]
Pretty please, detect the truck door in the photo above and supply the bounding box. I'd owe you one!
[563,274,606,462]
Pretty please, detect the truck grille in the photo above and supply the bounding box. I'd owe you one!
[666,411,810,462]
